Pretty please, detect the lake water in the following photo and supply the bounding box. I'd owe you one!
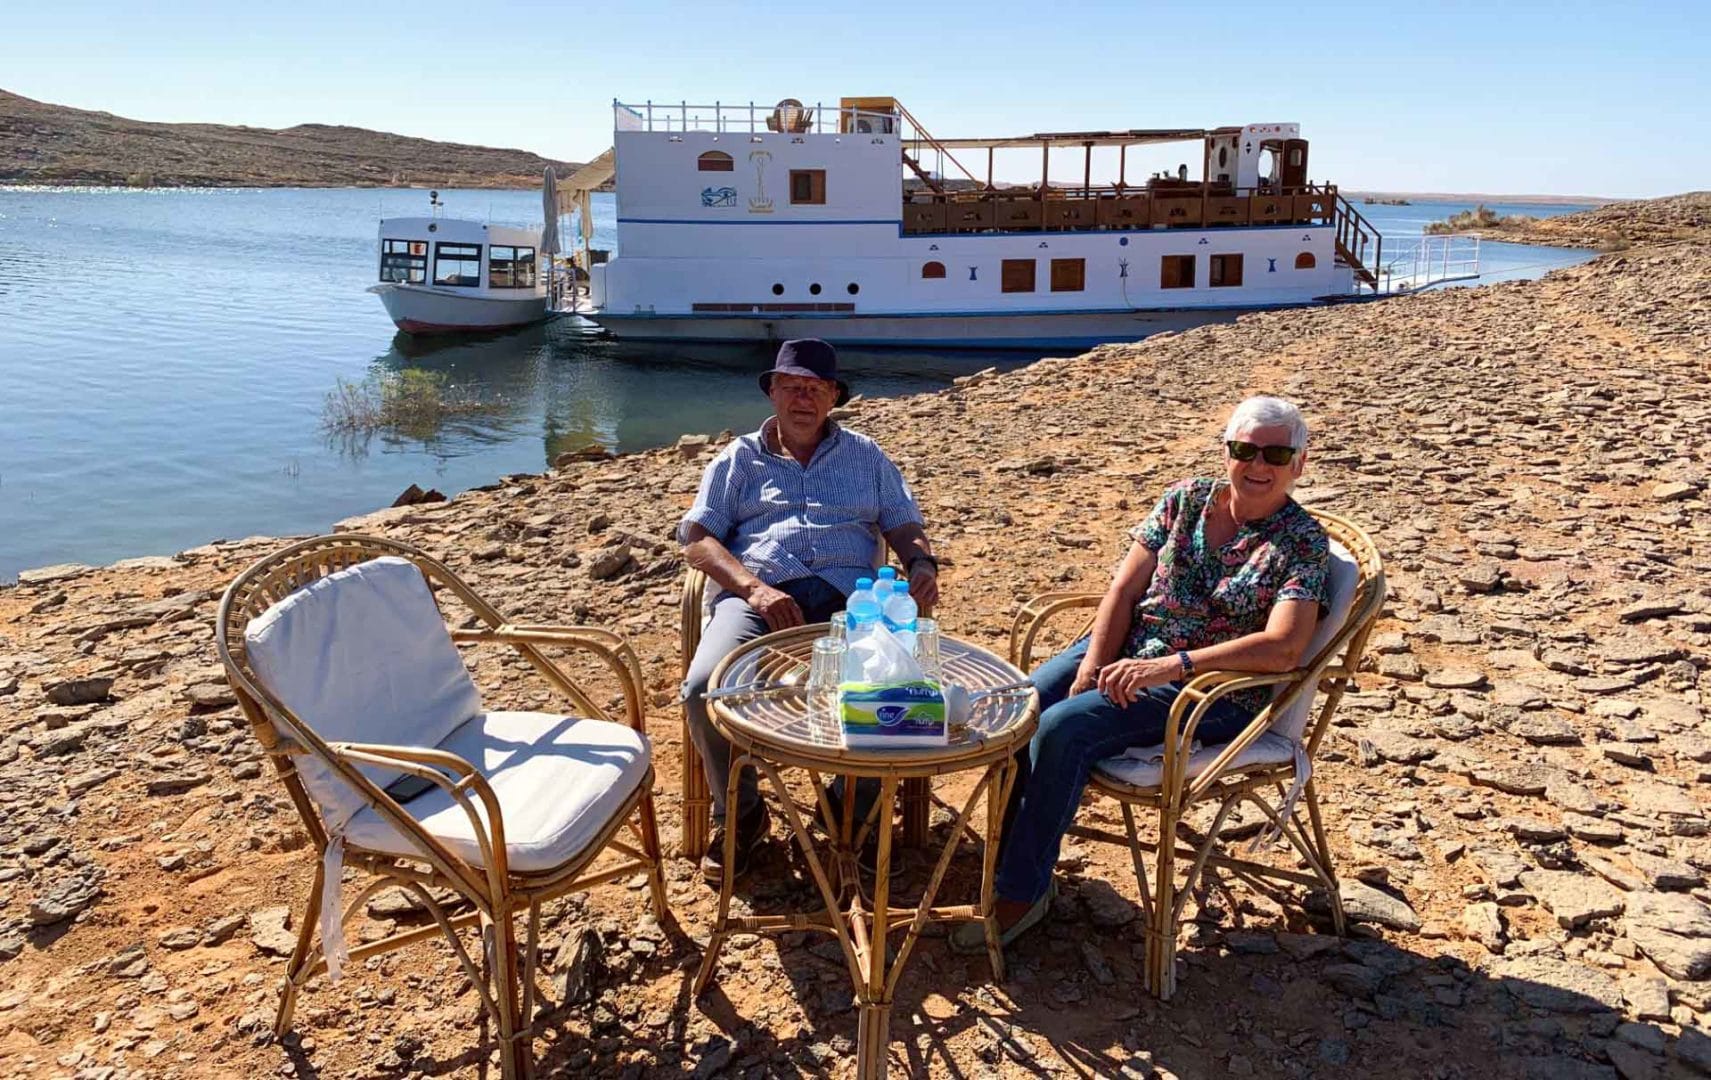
[0,187,1596,581]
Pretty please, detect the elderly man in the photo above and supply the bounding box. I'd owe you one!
[680,339,939,884]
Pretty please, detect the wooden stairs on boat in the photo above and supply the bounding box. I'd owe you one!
[1333,194,1382,289]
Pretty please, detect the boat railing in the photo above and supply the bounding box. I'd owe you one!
[899,182,1340,233]
[1375,234,1482,293]
[614,99,909,137]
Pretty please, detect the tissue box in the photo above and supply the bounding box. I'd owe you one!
[839,680,947,747]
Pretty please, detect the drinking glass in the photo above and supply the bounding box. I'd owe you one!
[808,636,846,726]
[913,618,942,683]
[824,615,847,646]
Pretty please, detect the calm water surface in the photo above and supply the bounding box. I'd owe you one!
[0,188,1595,581]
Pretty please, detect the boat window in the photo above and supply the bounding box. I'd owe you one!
[1160,255,1195,289]
[921,261,946,279]
[380,239,428,284]
[698,151,734,172]
[789,169,826,205]
[1295,251,1316,269]
[433,242,483,287]
[1210,254,1243,287]
[488,246,537,289]
[1050,258,1085,293]
[1001,259,1035,294]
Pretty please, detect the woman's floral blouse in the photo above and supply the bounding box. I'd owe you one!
[1125,477,1330,715]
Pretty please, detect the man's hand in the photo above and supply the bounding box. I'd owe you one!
[907,561,940,613]
[1095,656,1177,707]
[745,582,805,632]
[1069,656,1101,696]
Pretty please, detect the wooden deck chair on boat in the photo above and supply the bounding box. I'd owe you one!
[216,535,667,1080]
[1008,509,1384,1000]
[678,558,931,859]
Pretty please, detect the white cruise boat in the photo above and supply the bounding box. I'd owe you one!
[369,195,549,334]
[547,96,1476,349]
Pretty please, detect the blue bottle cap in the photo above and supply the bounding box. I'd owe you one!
[855,577,874,589]
[877,566,897,579]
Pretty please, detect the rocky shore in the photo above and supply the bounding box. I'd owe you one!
[1434,191,1710,251]
[2,200,1709,1079]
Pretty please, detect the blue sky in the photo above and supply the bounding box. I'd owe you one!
[4,0,1706,197]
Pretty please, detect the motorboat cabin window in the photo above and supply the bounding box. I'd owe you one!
[488,246,537,289]
[1001,259,1035,294]
[1295,252,1317,270]
[1160,255,1196,289]
[1050,258,1085,293]
[921,261,946,280]
[1210,254,1243,287]
[698,151,734,172]
[434,243,483,287]
[789,170,826,205]
[380,239,428,284]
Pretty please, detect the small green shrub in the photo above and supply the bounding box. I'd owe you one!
[1425,204,1538,234]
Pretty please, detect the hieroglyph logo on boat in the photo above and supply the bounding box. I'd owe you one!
[748,151,773,213]
[701,187,738,208]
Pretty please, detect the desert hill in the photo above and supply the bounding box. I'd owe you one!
[0,89,579,188]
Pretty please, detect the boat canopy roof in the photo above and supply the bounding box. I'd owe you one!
[932,128,1224,150]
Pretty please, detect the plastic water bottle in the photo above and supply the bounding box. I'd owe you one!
[883,583,918,634]
[846,577,881,639]
[876,566,899,590]
[883,583,919,653]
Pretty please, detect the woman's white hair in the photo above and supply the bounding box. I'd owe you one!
[1223,396,1308,450]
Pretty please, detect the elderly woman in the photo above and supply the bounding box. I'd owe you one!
[952,396,1330,953]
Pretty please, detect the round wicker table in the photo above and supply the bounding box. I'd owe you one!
[692,624,1038,1080]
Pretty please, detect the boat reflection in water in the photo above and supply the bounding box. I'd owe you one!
[360,317,1040,465]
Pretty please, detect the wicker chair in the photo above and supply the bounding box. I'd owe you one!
[678,567,932,858]
[1008,509,1385,1000]
[216,535,667,1079]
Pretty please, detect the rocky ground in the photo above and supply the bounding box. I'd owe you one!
[1438,192,1710,251]
[2,202,1709,1079]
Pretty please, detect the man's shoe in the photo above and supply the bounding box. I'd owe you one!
[700,802,770,886]
[948,879,1056,955]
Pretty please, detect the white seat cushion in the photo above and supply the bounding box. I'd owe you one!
[344,710,650,874]
[1093,731,1296,790]
[1267,538,1360,743]
[244,556,482,823]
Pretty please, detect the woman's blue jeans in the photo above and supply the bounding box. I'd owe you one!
[993,638,1255,905]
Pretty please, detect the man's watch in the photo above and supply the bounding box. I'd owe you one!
[907,554,940,575]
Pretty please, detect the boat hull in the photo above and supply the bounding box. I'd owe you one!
[583,306,1282,349]
[371,284,548,334]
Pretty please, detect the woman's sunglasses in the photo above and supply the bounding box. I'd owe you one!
[1226,440,1300,466]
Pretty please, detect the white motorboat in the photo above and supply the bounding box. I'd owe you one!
[369,193,549,334]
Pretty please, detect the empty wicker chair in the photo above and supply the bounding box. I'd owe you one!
[217,534,667,1079]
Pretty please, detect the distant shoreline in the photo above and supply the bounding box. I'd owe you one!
[1345,190,1613,206]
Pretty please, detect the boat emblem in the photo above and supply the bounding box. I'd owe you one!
[1267,258,1277,273]
[967,266,978,281]
[1118,259,1129,279]
[748,151,774,213]
[1197,237,1208,245]
[701,186,738,208]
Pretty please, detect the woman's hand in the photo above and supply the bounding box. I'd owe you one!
[1095,656,1179,707]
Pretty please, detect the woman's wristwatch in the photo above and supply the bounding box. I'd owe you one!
[1177,650,1195,679]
